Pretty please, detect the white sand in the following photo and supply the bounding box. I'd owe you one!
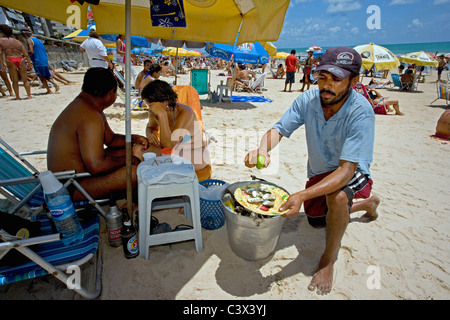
[0,66,449,300]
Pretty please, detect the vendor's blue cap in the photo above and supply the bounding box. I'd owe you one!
[315,46,362,79]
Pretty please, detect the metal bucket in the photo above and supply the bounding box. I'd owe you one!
[221,180,286,261]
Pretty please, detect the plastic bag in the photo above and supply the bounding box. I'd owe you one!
[199,182,230,201]
[137,155,196,185]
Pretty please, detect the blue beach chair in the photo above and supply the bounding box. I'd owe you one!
[391,73,409,91]
[0,137,106,299]
[0,137,107,216]
[0,213,102,299]
[190,69,211,96]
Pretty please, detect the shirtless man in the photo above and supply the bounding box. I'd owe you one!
[0,24,33,99]
[141,80,211,180]
[134,59,151,90]
[234,63,255,90]
[47,68,148,202]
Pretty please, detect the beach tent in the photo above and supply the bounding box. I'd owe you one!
[2,0,290,215]
[353,43,400,71]
[205,42,270,65]
[399,51,438,67]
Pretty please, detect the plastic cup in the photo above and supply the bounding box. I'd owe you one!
[143,152,156,161]
[161,148,173,156]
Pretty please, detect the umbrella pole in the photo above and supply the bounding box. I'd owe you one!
[125,0,133,222]
[175,47,178,85]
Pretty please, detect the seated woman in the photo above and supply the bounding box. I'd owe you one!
[141,80,211,181]
[276,64,285,78]
[435,109,450,139]
[138,63,162,93]
[367,87,404,115]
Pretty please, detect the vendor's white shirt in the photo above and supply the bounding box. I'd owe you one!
[80,37,108,68]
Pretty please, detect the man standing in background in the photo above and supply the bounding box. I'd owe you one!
[21,27,59,94]
[284,49,298,92]
[80,26,113,70]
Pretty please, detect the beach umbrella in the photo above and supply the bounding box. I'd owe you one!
[100,34,152,47]
[63,22,153,47]
[3,1,290,45]
[313,50,324,58]
[261,41,277,57]
[273,51,289,59]
[205,42,269,65]
[425,52,437,59]
[62,23,95,42]
[162,47,191,57]
[399,51,438,67]
[353,43,400,71]
[310,46,322,52]
[184,50,202,57]
[2,0,289,217]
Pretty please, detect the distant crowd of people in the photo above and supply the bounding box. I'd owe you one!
[0,24,74,100]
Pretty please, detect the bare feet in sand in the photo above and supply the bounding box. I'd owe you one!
[359,195,381,222]
[308,195,381,295]
[308,261,335,295]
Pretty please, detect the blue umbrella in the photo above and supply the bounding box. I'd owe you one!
[100,34,152,47]
[205,42,269,65]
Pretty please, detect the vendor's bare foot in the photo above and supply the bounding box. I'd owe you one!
[308,262,334,295]
[360,195,381,222]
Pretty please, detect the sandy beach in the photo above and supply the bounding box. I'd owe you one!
[0,64,449,301]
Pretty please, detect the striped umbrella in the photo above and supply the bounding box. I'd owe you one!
[63,23,95,42]
[353,43,400,70]
[399,51,438,67]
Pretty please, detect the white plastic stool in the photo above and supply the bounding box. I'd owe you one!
[138,170,203,260]
[217,80,232,102]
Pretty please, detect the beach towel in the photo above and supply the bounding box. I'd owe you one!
[231,95,273,103]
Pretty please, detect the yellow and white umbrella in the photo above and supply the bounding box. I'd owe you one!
[273,51,289,59]
[399,51,438,67]
[353,43,400,70]
[261,41,277,57]
[162,47,190,57]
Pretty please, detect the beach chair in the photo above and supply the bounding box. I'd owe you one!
[0,212,102,299]
[0,137,107,217]
[249,72,267,92]
[189,69,211,97]
[391,73,409,91]
[113,69,143,111]
[430,81,449,106]
[353,83,388,115]
[409,74,420,92]
[0,138,105,299]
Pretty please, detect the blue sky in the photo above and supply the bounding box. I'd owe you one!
[273,0,450,48]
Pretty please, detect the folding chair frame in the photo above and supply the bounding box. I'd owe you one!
[0,137,107,218]
[0,227,102,299]
[430,81,449,106]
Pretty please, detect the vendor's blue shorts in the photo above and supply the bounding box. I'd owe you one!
[285,71,295,84]
[34,66,52,78]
